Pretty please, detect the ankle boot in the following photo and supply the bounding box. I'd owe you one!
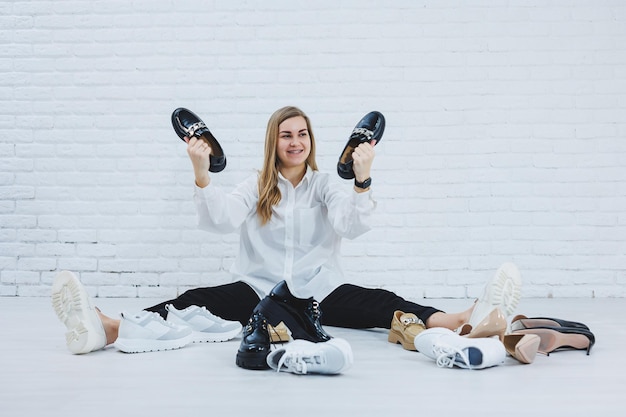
[235,312,271,370]
[254,281,332,343]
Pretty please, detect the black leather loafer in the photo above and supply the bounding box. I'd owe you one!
[253,281,332,343]
[235,312,271,370]
[337,111,385,179]
[171,107,227,173]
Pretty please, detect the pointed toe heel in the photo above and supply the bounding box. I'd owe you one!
[461,308,507,340]
[510,314,590,332]
[513,326,595,356]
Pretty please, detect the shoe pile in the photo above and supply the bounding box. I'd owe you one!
[413,263,530,368]
[411,263,596,369]
[236,280,353,375]
[51,271,242,354]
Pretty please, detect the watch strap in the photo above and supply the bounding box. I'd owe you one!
[354,177,372,189]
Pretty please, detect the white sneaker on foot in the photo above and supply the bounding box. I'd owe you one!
[165,304,242,343]
[266,338,353,375]
[51,270,106,354]
[114,311,193,353]
[468,262,522,328]
[414,327,506,370]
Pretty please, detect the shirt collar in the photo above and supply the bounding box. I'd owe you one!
[277,165,313,188]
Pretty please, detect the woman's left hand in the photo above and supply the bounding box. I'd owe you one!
[352,140,376,183]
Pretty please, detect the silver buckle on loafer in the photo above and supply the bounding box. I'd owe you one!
[177,117,207,138]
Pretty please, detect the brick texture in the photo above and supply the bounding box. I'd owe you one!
[1,1,625,299]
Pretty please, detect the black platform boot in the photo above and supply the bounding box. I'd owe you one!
[236,312,271,370]
[253,281,332,343]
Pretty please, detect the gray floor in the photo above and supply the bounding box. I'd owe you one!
[1,296,622,417]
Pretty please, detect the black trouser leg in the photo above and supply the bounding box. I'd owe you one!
[144,281,261,325]
[320,284,443,329]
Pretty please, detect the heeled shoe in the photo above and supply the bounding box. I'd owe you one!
[171,107,227,173]
[459,307,507,340]
[510,314,589,332]
[502,333,540,364]
[512,326,595,356]
[337,111,385,180]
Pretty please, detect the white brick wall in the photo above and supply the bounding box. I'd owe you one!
[2,1,625,299]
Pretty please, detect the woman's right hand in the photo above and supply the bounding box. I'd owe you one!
[185,136,211,188]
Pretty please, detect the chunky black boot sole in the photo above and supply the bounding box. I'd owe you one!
[236,349,270,370]
[255,297,331,343]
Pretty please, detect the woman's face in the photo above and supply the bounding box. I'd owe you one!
[276,116,311,170]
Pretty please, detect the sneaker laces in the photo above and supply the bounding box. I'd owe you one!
[433,342,471,369]
[129,311,180,329]
[276,350,324,375]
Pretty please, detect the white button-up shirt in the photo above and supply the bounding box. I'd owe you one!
[193,166,376,300]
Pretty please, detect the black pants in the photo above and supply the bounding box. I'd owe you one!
[145,281,442,329]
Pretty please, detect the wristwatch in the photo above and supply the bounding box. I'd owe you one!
[354,177,372,189]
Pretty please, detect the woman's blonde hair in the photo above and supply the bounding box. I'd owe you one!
[257,106,318,225]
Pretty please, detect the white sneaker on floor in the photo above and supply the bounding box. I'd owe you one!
[414,327,505,370]
[468,262,522,328]
[165,304,242,343]
[114,311,193,353]
[266,338,353,375]
[51,270,106,354]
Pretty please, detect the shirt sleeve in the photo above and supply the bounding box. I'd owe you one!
[193,175,258,234]
[323,180,377,239]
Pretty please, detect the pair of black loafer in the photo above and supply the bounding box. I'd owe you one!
[172,107,386,180]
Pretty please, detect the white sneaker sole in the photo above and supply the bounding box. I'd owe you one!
[114,333,193,353]
[468,263,522,328]
[191,326,242,343]
[51,271,106,354]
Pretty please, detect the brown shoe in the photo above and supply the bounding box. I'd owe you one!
[388,310,426,351]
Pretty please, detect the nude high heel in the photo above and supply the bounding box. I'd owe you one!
[459,307,507,340]
[502,333,541,364]
[512,326,595,355]
[510,314,589,332]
